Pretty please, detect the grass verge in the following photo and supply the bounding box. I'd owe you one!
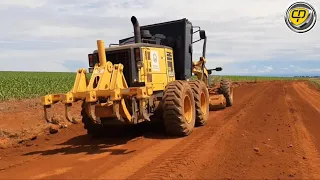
[308,78,320,89]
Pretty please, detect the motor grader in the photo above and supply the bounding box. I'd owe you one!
[41,16,233,137]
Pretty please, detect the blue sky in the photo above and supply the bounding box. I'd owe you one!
[0,0,319,76]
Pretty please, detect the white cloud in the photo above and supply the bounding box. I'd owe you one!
[291,66,320,73]
[0,0,319,75]
[0,0,46,8]
[258,66,274,73]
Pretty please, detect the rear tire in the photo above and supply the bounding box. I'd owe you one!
[188,80,209,126]
[81,102,105,138]
[81,102,131,138]
[162,80,196,136]
[220,79,233,107]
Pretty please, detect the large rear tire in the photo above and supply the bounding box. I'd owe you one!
[162,80,196,136]
[220,79,233,107]
[188,80,209,126]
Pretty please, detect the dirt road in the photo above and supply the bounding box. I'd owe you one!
[0,81,320,179]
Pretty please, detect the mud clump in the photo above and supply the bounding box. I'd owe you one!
[49,126,59,134]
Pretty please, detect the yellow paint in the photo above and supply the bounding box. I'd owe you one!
[192,57,209,86]
[290,7,309,26]
[41,39,185,123]
[140,47,176,91]
[97,40,107,66]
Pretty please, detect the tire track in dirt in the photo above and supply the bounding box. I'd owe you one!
[291,81,320,152]
[0,132,163,179]
[31,167,74,179]
[1,81,319,180]
[284,82,320,179]
[30,138,164,179]
[47,82,271,179]
[292,81,320,113]
[180,81,295,179]
[30,84,267,179]
[158,81,316,179]
[123,82,272,180]
[0,82,270,179]
[51,84,268,179]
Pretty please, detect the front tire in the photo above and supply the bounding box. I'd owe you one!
[162,80,196,136]
[220,79,233,107]
[188,80,209,126]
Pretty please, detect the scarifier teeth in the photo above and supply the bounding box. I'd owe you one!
[113,101,125,122]
[88,102,101,124]
[43,105,53,123]
[65,103,79,124]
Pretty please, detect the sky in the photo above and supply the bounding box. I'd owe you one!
[0,0,319,76]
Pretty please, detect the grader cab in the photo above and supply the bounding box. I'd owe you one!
[41,16,233,137]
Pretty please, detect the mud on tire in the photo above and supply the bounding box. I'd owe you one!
[162,80,196,136]
[188,80,209,126]
[219,79,233,107]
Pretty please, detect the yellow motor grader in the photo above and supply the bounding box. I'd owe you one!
[41,16,233,137]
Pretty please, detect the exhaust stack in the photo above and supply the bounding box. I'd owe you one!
[131,16,141,43]
[97,40,107,66]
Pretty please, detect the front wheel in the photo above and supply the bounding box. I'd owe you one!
[219,79,233,107]
[188,80,209,126]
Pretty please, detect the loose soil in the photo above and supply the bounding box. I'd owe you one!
[0,81,320,179]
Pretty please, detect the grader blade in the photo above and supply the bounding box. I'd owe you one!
[209,94,226,111]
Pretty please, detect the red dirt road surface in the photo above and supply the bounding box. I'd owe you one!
[1,81,320,179]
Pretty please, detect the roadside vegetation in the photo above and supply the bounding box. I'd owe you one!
[209,75,307,86]
[308,78,320,89]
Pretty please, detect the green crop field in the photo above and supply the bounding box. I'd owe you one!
[0,71,310,101]
[0,71,77,101]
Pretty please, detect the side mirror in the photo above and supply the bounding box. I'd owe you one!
[207,67,223,75]
[199,30,206,39]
